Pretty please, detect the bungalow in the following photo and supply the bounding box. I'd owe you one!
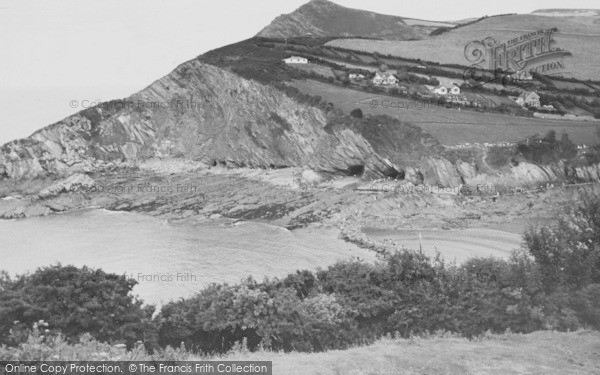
[349,73,366,81]
[425,84,460,96]
[511,70,533,81]
[283,56,308,64]
[431,85,448,95]
[515,91,541,108]
[372,72,398,86]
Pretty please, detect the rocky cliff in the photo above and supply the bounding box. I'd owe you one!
[0,61,408,180]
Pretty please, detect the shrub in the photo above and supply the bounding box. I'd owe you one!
[0,265,156,350]
[350,108,363,118]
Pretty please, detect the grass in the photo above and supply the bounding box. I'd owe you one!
[6,328,599,374]
[289,79,600,146]
[288,63,337,79]
[217,330,600,375]
[327,14,600,81]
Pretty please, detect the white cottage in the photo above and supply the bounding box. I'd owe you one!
[283,56,308,64]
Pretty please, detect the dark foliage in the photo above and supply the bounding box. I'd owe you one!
[0,265,156,349]
[517,131,578,164]
[3,193,600,355]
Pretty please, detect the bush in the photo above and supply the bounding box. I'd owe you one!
[0,265,157,350]
[350,108,363,118]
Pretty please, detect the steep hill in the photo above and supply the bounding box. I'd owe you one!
[256,0,425,40]
[327,14,600,80]
[0,58,441,181]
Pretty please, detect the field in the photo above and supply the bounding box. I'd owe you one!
[327,14,600,81]
[290,79,600,145]
[549,79,595,91]
[288,62,337,78]
[218,330,600,375]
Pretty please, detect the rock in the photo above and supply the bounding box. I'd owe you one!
[38,173,95,198]
[422,158,462,188]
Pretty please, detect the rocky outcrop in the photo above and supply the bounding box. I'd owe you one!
[568,164,600,182]
[38,173,95,198]
[0,61,401,180]
[422,158,462,187]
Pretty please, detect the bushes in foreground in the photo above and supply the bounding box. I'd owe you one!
[0,266,156,350]
[2,191,600,355]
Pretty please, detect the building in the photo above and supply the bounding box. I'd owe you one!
[426,83,461,96]
[431,85,448,95]
[372,72,398,85]
[349,73,366,80]
[511,70,533,81]
[515,91,541,107]
[449,84,461,95]
[283,56,308,64]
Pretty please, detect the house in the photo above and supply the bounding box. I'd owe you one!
[372,72,398,85]
[431,85,448,95]
[349,73,365,81]
[283,56,308,64]
[449,84,461,95]
[511,70,533,81]
[515,91,541,107]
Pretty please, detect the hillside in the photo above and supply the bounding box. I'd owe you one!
[533,9,600,18]
[256,0,426,40]
[0,56,443,181]
[327,14,600,80]
[220,331,600,375]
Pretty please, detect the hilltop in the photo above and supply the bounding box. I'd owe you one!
[256,0,428,40]
[533,9,600,18]
[328,13,600,80]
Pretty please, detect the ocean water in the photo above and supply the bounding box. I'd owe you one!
[0,209,376,305]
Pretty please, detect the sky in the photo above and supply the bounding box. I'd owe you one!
[1,0,599,144]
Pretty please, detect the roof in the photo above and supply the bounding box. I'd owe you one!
[519,91,540,100]
[285,56,307,60]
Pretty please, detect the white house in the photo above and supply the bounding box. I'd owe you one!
[427,84,460,96]
[373,72,398,86]
[349,73,365,80]
[511,70,533,81]
[431,85,448,95]
[283,56,308,64]
[515,91,541,107]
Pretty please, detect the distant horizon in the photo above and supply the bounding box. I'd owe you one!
[1,0,600,144]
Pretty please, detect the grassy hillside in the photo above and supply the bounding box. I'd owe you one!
[4,327,599,374]
[220,331,600,375]
[257,0,425,40]
[327,14,600,80]
[290,79,600,145]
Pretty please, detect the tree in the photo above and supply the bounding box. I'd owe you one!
[544,130,556,143]
[0,265,156,349]
[524,191,600,290]
[350,108,363,119]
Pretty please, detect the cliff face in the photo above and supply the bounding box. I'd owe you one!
[0,61,400,180]
[420,158,600,190]
[257,0,424,40]
[2,57,599,188]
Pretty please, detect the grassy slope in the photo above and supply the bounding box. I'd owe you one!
[290,79,600,145]
[218,331,600,375]
[257,0,423,41]
[327,14,600,80]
